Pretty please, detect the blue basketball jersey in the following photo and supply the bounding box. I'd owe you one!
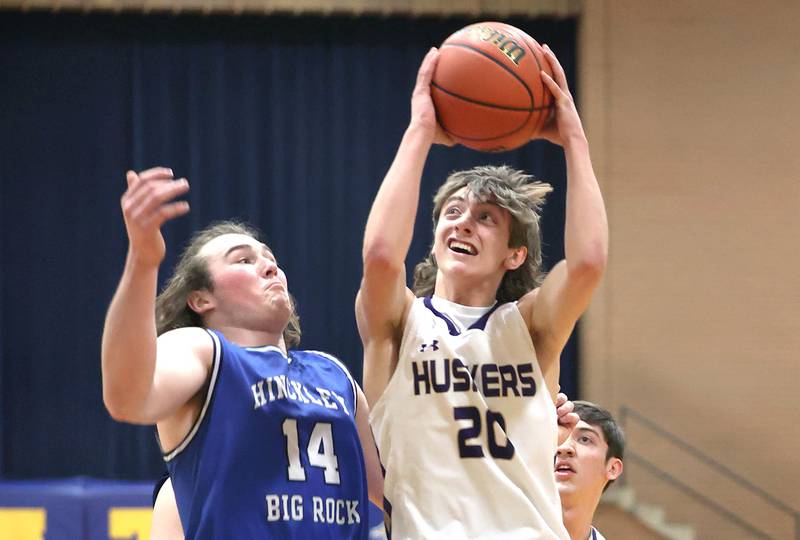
[164,329,369,539]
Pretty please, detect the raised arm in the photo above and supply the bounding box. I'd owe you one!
[356,48,452,403]
[101,167,207,424]
[521,45,609,377]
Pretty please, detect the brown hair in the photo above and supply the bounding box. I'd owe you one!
[155,221,301,347]
[573,401,625,491]
[412,165,552,303]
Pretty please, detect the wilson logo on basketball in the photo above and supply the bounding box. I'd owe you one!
[458,25,526,66]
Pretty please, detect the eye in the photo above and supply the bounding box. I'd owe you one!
[578,435,592,444]
[479,211,497,224]
[237,256,253,264]
[444,206,461,216]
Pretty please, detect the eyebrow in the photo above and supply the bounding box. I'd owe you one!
[445,194,500,209]
[576,426,602,437]
[444,195,466,205]
[224,244,254,258]
[223,243,273,259]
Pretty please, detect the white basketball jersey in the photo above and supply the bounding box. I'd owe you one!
[369,297,569,540]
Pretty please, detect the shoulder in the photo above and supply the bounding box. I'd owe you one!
[298,349,359,410]
[157,327,215,366]
[302,349,353,378]
[158,326,214,347]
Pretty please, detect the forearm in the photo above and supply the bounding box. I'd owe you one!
[101,252,160,420]
[362,122,433,267]
[563,136,608,273]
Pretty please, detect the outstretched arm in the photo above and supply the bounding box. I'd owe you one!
[101,167,207,424]
[356,48,452,404]
[521,45,609,377]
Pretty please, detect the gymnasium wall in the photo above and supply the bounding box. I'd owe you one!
[580,1,800,537]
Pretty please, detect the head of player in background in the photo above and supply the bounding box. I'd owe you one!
[155,221,301,347]
[555,401,624,503]
[412,165,552,303]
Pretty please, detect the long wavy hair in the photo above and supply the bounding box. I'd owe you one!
[155,221,301,347]
[412,165,552,303]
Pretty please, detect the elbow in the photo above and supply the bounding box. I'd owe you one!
[103,393,132,423]
[103,388,147,424]
[570,245,607,283]
[362,242,403,278]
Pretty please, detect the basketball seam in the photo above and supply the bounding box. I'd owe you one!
[435,42,536,143]
[439,42,535,107]
[512,29,553,137]
[431,81,551,112]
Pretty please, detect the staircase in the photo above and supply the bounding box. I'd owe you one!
[597,485,695,540]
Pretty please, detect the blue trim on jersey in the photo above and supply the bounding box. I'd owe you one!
[470,301,501,331]
[422,296,502,335]
[162,329,222,462]
[423,297,459,335]
[591,527,597,540]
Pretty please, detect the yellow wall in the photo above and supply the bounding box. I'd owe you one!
[580,1,800,537]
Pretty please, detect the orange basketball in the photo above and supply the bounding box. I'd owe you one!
[431,22,554,152]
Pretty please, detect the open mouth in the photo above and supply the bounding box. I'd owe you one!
[448,239,477,255]
[554,462,576,476]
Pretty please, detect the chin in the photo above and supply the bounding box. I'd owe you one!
[556,480,576,495]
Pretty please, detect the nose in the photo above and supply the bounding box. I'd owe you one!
[453,210,474,234]
[259,256,278,278]
[556,442,575,458]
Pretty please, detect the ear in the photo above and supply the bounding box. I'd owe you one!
[187,290,215,316]
[503,246,527,271]
[606,458,623,482]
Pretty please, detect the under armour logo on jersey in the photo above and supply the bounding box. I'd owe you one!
[419,340,439,353]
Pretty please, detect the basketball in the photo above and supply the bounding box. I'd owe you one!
[431,22,554,152]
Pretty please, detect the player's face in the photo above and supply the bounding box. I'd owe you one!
[198,233,292,332]
[432,187,523,289]
[554,420,621,500]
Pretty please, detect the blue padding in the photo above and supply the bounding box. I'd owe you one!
[0,478,151,540]
[0,478,385,539]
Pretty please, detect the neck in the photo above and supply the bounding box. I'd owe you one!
[561,493,599,540]
[433,270,501,306]
[212,325,287,354]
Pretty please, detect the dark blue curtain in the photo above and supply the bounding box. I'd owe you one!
[0,12,577,479]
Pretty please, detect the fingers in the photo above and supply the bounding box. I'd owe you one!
[414,47,439,94]
[138,166,174,182]
[142,199,190,230]
[540,70,562,100]
[556,393,576,429]
[125,166,173,189]
[126,170,138,188]
[560,412,579,429]
[122,172,190,229]
[556,402,575,420]
[541,44,568,90]
[556,392,568,408]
